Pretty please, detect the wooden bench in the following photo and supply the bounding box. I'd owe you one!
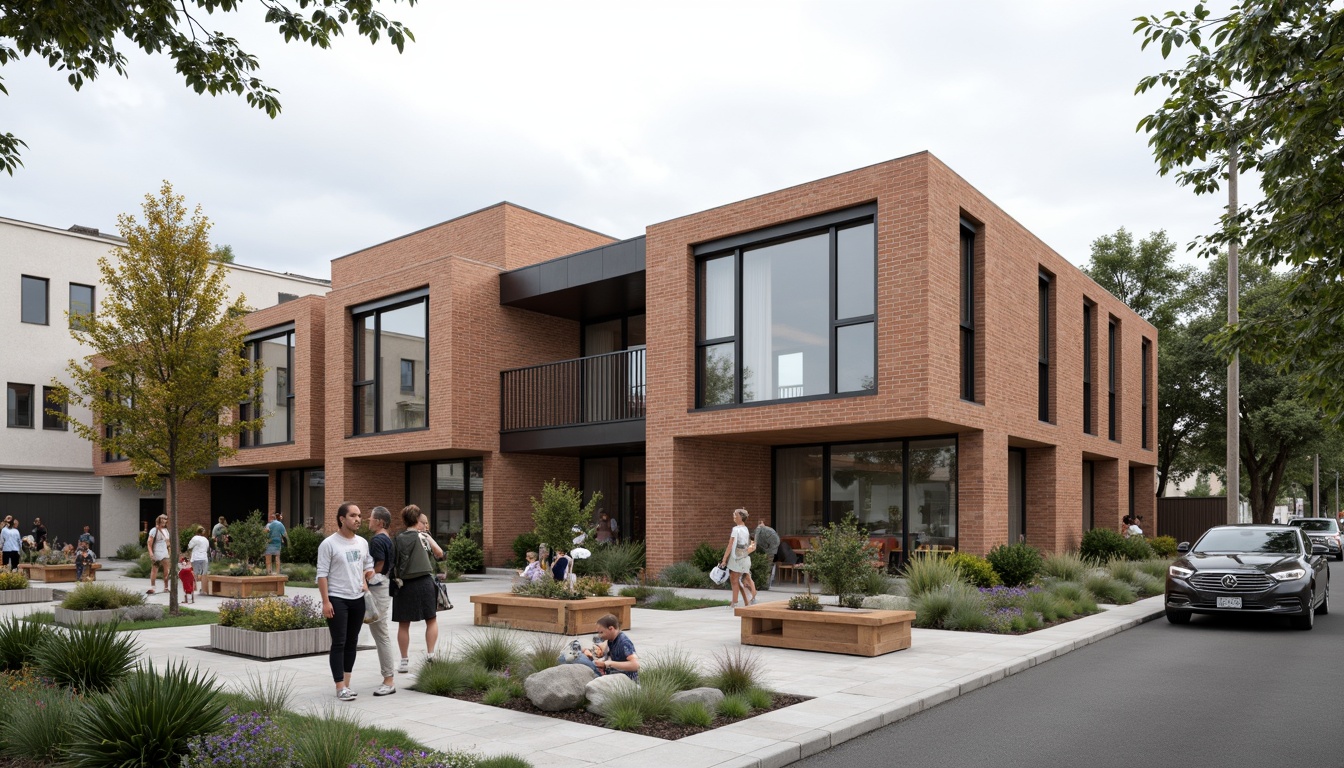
[470,593,635,634]
[734,603,914,656]
[201,574,287,598]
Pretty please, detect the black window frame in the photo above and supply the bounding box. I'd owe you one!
[6,383,34,428]
[400,359,415,394]
[69,283,95,331]
[693,205,877,409]
[1038,271,1052,423]
[41,386,66,430]
[960,224,976,402]
[239,324,295,447]
[1083,300,1094,435]
[351,288,430,436]
[20,275,48,325]
[1141,337,1152,450]
[1108,317,1118,441]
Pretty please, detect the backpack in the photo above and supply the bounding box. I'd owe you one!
[392,530,435,585]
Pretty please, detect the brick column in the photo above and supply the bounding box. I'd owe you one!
[1092,459,1126,537]
[1131,464,1156,535]
[483,453,578,568]
[1024,446,1081,553]
[957,429,1008,555]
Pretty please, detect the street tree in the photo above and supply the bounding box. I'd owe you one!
[1135,2,1344,422]
[0,0,415,175]
[50,182,264,614]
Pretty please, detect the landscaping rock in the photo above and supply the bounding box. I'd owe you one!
[861,594,912,611]
[670,687,725,711]
[525,663,595,711]
[585,673,636,716]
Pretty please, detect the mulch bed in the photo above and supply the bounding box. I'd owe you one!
[444,688,811,741]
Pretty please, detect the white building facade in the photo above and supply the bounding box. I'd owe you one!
[0,216,329,554]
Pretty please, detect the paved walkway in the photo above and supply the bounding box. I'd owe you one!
[11,562,1164,768]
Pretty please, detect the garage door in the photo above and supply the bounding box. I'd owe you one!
[0,493,100,552]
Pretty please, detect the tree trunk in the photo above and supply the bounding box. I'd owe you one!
[167,471,180,615]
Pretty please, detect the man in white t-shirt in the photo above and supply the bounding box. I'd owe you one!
[317,502,374,702]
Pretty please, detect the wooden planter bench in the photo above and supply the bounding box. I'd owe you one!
[19,563,102,583]
[734,603,915,657]
[202,574,287,598]
[470,593,635,634]
[210,625,330,659]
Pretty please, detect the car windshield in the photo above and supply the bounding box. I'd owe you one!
[1290,519,1339,532]
[1194,529,1302,554]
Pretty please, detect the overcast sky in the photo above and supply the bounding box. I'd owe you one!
[0,1,1240,281]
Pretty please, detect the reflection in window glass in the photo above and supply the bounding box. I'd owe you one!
[742,233,829,401]
[257,335,291,444]
[775,446,824,535]
[700,256,735,341]
[353,296,427,434]
[7,384,33,428]
[909,438,957,549]
[836,323,875,392]
[830,442,903,534]
[20,276,47,325]
[69,284,94,330]
[836,223,875,318]
[700,343,736,405]
[434,462,466,543]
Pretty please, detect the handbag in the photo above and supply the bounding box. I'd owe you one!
[709,565,728,585]
[363,589,382,623]
[435,579,454,611]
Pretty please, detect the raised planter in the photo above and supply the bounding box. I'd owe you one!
[734,603,915,657]
[470,593,635,634]
[20,563,102,583]
[0,587,55,605]
[202,574,287,598]
[210,624,330,659]
[55,606,125,626]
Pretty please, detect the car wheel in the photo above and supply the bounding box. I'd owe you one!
[1166,608,1190,625]
[1316,584,1329,616]
[1292,591,1316,630]
[1336,552,1343,562]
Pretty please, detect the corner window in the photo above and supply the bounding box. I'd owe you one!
[21,276,47,325]
[353,290,428,434]
[240,326,294,446]
[6,383,33,428]
[69,283,95,330]
[695,208,875,407]
[42,386,66,430]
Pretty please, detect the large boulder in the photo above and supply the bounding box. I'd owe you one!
[525,663,595,711]
[670,687,725,711]
[585,673,636,716]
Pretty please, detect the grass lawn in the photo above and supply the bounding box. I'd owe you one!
[640,595,730,610]
[27,606,218,630]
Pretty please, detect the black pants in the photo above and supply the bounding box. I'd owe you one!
[326,594,365,682]
[2,551,17,570]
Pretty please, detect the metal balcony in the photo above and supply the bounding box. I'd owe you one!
[499,348,646,454]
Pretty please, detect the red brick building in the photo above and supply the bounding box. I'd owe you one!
[95,152,1158,570]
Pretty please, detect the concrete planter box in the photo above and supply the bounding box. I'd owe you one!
[202,574,287,598]
[0,587,55,605]
[54,606,126,626]
[210,624,330,659]
[470,593,635,634]
[734,604,915,657]
[20,563,102,583]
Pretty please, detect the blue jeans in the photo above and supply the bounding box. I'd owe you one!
[557,653,599,674]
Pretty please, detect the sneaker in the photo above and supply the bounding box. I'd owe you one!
[373,684,396,697]
[397,658,409,674]
[337,688,358,701]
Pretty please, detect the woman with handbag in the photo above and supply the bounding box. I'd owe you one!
[718,508,757,608]
[391,504,443,674]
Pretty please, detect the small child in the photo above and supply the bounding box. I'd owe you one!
[73,541,96,582]
[519,551,543,583]
[177,556,196,604]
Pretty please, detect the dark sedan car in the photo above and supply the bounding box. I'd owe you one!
[1165,524,1331,630]
[1288,517,1344,561]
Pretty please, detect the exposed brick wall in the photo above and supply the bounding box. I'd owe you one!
[484,453,579,566]
[166,476,211,537]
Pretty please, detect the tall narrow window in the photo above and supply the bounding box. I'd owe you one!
[240,326,295,446]
[6,383,33,428]
[352,290,428,434]
[69,283,95,330]
[1108,317,1118,441]
[1038,272,1051,423]
[42,386,66,430]
[21,276,47,325]
[1083,301,1094,434]
[960,225,976,402]
[1141,338,1152,449]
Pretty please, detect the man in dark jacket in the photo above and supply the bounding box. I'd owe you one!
[754,521,781,588]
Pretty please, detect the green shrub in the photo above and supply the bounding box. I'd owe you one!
[855,567,891,595]
[904,552,964,597]
[788,594,822,611]
[840,593,865,609]
[412,658,475,696]
[281,563,317,582]
[577,541,645,583]
[1118,535,1156,561]
[4,688,85,763]
[227,511,270,569]
[470,666,498,692]
[745,687,773,710]
[479,755,532,768]
[61,583,145,611]
[943,595,991,631]
[459,628,522,673]
[705,647,766,696]
[112,543,146,561]
[482,685,511,707]
[807,518,874,602]
[640,646,702,692]
[1136,558,1171,579]
[749,551,773,590]
[1041,551,1090,582]
[531,480,600,557]
[986,542,1044,587]
[217,595,323,631]
[946,552,1001,588]
[1148,535,1179,558]
[511,576,584,600]
[1023,589,1070,622]
[124,553,153,578]
[573,575,612,596]
[1079,528,1127,564]
[0,614,44,670]
[690,542,721,573]
[600,681,675,730]
[36,620,139,693]
[444,532,485,575]
[1043,581,1099,615]
[64,662,227,768]
[1130,572,1163,597]
[511,531,541,568]
[0,571,27,590]
[619,585,654,600]
[1084,573,1138,605]
[604,699,644,731]
[288,705,366,768]
[281,526,323,566]
[659,561,713,589]
[912,582,982,629]
[670,701,713,727]
[716,694,751,719]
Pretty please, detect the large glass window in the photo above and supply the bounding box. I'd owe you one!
[830,442,903,535]
[69,283,94,330]
[21,276,47,325]
[908,438,957,549]
[696,215,875,406]
[352,293,428,434]
[407,459,484,547]
[240,328,294,446]
[775,446,824,535]
[278,468,324,530]
[6,383,33,428]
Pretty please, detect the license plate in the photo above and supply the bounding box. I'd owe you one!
[1216,597,1242,609]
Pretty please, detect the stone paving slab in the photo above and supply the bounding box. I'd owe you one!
[6,560,1165,767]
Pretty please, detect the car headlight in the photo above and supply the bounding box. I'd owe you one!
[1270,569,1307,581]
[1169,565,1193,578]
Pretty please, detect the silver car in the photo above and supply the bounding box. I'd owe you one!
[1288,517,1344,561]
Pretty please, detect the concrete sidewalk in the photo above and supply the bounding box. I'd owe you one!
[9,561,1164,768]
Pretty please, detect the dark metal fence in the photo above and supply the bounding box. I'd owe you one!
[501,348,646,431]
[1157,496,1229,545]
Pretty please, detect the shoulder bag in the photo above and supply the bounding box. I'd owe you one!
[435,579,453,611]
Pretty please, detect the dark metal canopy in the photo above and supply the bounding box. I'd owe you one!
[499,236,645,321]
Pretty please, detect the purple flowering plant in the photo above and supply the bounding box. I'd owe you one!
[182,711,296,768]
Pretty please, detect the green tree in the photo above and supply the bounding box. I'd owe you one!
[530,481,600,556]
[1083,228,1193,331]
[1135,2,1344,422]
[50,182,265,613]
[1186,473,1212,498]
[211,244,236,263]
[803,518,872,604]
[0,0,416,175]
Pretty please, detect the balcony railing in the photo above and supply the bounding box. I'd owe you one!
[501,348,646,432]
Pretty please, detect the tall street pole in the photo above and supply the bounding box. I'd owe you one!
[1313,454,1320,516]
[1227,144,1240,525]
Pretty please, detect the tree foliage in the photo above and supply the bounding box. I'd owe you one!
[0,0,416,175]
[1135,2,1344,422]
[50,182,265,611]
[530,481,600,556]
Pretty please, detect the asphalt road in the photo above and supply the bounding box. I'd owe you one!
[799,561,1342,768]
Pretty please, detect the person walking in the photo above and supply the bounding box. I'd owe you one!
[366,506,397,697]
[185,525,210,597]
[264,510,288,575]
[392,504,442,674]
[30,518,46,552]
[146,515,170,594]
[753,520,780,588]
[317,502,373,702]
[1,520,21,571]
[718,508,757,608]
[211,516,229,559]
